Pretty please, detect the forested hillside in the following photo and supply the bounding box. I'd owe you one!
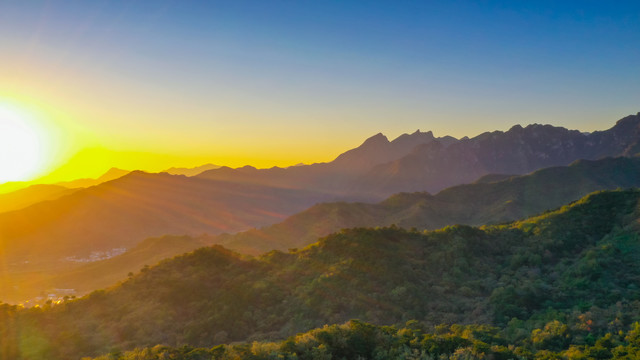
[88,320,640,360]
[1,189,639,359]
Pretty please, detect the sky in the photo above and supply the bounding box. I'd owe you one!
[0,0,639,184]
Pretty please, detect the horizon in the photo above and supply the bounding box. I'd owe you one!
[1,1,639,184]
[4,2,640,357]
[1,110,638,191]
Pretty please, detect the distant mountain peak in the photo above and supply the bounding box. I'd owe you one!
[613,113,640,129]
[392,130,435,143]
[162,163,221,176]
[361,133,390,146]
[56,168,130,189]
[411,129,432,136]
[123,170,152,178]
[99,167,129,179]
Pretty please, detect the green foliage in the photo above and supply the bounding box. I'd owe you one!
[84,320,640,360]
[1,189,640,359]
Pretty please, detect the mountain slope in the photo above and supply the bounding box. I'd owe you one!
[0,171,333,271]
[217,156,640,255]
[0,184,78,213]
[2,189,639,359]
[0,168,129,196]
[0,234,217,304]
[56,167,130,188]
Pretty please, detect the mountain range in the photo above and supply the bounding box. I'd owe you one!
[216,156,640,254]
[197,113,640,197]
[161,163,221,176]
[2,113,640,305]
[195,130,458,195]
[0,168,130,212]
[55,167,130,189]
[2,155,638,304]
[2,113,640,359]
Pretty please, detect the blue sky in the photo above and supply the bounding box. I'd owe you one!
[0,0,639,176]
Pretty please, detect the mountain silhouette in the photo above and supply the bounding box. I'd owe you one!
[196,113,640,198]
[56,167,130,188]
[0,184,78,213]
[355,113,640,195]
[162,163,221,176]
[196,130,455,196]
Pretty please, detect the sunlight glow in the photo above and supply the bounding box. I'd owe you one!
[0,103,50,183]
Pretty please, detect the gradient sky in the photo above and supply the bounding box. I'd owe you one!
[0,0,639,183]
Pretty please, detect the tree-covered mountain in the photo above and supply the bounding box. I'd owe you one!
[86,320,640,360]
[1,189,639,359]
[217,156,640,255]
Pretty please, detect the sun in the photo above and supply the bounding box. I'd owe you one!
[0,103,49,183]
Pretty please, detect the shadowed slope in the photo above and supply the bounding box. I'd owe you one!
[217,156,640,255]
